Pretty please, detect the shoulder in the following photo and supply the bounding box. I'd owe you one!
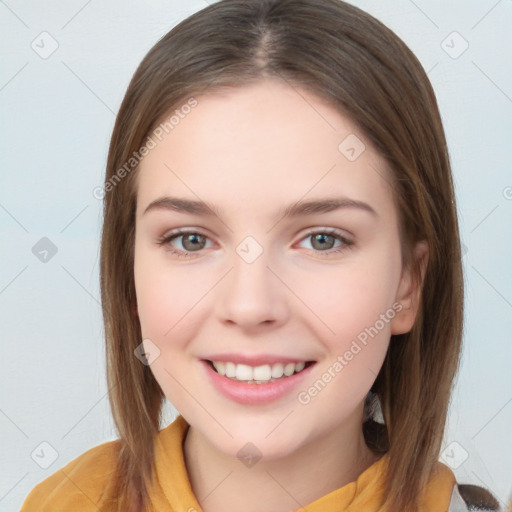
[448,483,503,512]
[20,437,122,512]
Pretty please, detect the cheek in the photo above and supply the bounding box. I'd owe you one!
[134,246,199,344]
[134,247,203,409]
[296,245,401,394]
[299,267,394,413]
[303,260,400,342]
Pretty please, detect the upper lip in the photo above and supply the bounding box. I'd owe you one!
[202,353,315,366]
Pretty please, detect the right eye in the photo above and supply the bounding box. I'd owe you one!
[157,229,213,258]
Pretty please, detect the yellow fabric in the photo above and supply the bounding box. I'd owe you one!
[21,414,456,512]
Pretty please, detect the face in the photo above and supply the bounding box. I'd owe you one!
[133,78,426,460]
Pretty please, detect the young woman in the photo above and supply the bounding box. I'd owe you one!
[21,1,502,511]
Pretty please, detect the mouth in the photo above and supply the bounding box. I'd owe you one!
[204,359,316,384]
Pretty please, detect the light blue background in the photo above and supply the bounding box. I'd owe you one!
[1,1,511,510]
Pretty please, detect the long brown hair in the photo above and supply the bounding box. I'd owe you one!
[99,1,464,510]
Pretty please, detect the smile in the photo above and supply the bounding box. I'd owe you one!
[208,360,313,384]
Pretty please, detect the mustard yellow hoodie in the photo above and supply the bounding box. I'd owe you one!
[21,414,456,512]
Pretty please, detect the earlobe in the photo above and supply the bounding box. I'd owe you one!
[390,240,429,335]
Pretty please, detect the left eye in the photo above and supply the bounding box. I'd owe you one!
[157,228,353,258]
[296,229,353,255]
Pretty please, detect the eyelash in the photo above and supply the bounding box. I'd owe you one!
[156,228,354,259]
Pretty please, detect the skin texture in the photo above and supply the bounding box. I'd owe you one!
[134,78,428,512]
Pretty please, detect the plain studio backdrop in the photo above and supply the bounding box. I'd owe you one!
[0,1,511,511]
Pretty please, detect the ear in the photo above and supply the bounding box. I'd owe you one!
[390,240,429,335]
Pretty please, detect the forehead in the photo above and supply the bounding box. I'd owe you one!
[135,79,395,221]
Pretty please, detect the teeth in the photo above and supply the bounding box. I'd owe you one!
[253,364,272,380]
[235,364,253,381]
[211,361,308,382]
[283,363,295,376]
[271,363,284,378]
[225,362,236,378]
[214,361,225,375]
[295,361,305,372]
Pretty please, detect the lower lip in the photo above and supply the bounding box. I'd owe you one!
[201,360,316,405]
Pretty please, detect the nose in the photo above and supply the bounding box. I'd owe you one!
[216,246,289,330]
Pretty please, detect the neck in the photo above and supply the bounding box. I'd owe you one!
[183,410,381,512]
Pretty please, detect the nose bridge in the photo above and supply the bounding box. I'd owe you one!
[217,234,287,327]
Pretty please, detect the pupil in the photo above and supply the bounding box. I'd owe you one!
[183,234,205,251]
[312,233,333,250]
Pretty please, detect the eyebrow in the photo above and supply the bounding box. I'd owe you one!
[142,196,378,220]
